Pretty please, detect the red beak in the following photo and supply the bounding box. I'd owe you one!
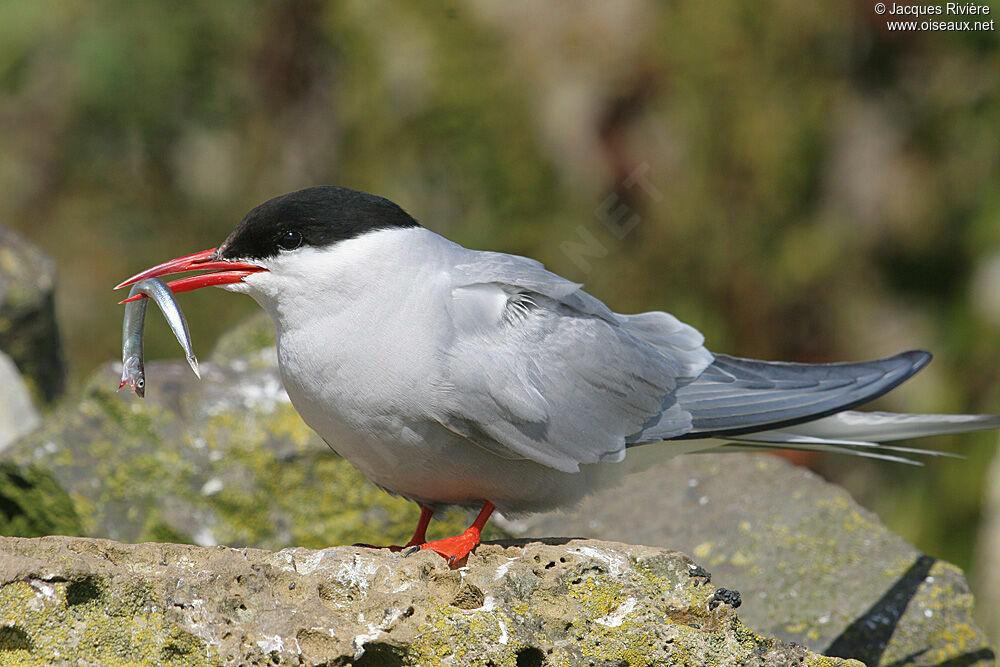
[114,248,267,303]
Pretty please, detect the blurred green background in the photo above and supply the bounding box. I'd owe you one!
[2,0,999,601]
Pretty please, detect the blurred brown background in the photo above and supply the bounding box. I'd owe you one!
[2,0,999,627]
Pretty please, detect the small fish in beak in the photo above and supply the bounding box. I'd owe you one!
[119,277,201,397]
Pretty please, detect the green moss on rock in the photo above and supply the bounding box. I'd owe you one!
[0,462,82,538]
[0,574,216,666]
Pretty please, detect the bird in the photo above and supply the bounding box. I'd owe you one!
[115,185,1000,562]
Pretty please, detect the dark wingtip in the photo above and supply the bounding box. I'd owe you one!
[860,350,933,398]
[903,350,933,372]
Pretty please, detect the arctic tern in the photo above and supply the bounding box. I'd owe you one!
[116,186,1000,562]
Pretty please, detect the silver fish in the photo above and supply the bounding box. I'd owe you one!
[119,277,200,397]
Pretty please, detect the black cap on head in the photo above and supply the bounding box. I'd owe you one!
[218,186,421,260]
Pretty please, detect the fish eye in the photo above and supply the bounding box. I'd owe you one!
[136,378,144,388]
[277,229,303,251]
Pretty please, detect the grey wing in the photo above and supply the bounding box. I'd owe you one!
[436,252,713,473]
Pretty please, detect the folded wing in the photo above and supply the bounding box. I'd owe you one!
[437,250,994,471]
[437,251,712,472]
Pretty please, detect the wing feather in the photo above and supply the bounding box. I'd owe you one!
[436,252,712,472]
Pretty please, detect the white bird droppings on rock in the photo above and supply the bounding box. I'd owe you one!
[294,550,326,576]
[333,554,382,598]
[497,617,509,645]
[494,556,520,580]
[595,597,638,627]
[256,635,284,654]
[574,546,628,577]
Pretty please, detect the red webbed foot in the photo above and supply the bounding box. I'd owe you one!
[415,531,479,563]
[404,502,495,564]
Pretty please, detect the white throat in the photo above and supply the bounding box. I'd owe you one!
[232,226,451,335]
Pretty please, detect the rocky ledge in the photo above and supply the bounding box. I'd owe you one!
[0,536,861,666]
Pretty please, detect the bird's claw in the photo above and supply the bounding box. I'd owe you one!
[402,545,421,557]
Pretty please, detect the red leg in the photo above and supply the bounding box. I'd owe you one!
[409,502,495,563]
[355,504,434,551]
[404,504,434,547]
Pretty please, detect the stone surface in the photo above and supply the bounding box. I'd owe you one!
[1,318,500,551]
[499,452,997,666]
[0,227,65,404]
[0,350,39,453]
[0,535,862,666]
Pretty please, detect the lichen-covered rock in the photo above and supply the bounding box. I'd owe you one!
[501,452,997,666]
[0,461,82,539]
[1,340,500,550]
[0,227,65,404]
[0,535,863,666]
[0,350,39,452]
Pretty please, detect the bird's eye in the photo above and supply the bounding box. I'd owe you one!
[277,229,303,251]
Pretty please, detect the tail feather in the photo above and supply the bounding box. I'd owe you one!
[704,441,929,465]
[649,349,999,464]
[713,410,998,464]
[775,410,1000,441]
[727,431,964,456]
